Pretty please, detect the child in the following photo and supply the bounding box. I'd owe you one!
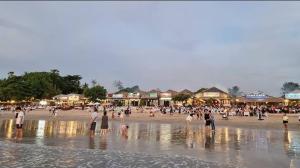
[283,113,288,130]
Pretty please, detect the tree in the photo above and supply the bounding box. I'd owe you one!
[113,80,124,91]
[117,85,140,93]
[60,75,82,94]
[82,83,89,90]
[172,93,191,103]
[281,82,300,95]
[228,86,241,97]
[7,71,14,78]
[91,80,97,87]
[84,85,107,102]
[0,70,91,101]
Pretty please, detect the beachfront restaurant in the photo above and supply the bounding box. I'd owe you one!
[106,92,142,106]
[235,92,284,105]
[194,87,231,106]
[140,92,159,106]
[107,93,127,106]
[159,92,173,107]
[127,92,141,106]
[53,94,86,106]
[285,90,300,105]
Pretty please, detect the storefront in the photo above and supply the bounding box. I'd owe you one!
[127,92,140,106]
[111,93,126,106]
[194,87,230,106]
[106,92,142,106]
[236,92,284,105]
[159,92,173,107]
[53,94,85,106]
[141,92,159,106]
[285,90,300,105]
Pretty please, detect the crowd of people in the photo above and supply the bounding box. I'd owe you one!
[3,103,300,140]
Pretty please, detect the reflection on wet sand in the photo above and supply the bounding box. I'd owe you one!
[89,137,95,149]
[0,119,300,167]
[99,136,108,150]
[0,120,88,138]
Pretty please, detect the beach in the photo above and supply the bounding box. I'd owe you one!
[1,109,300,168]
[1,109,299,131]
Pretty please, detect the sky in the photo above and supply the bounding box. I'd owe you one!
[0,2,299,95]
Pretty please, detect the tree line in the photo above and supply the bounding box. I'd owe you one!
[0,71,298,102]
[0,70,107,102]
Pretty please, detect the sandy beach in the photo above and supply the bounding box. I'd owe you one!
[1,109,299,131]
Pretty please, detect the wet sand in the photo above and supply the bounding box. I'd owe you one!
[0,119,300,168]
[1,109,300,131]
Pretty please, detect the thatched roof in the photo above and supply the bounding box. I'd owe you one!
[179,89,193,95]
[204,87,227,94]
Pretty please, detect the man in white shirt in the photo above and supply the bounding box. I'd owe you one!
[15,107,24,140]
[186,114,193,123]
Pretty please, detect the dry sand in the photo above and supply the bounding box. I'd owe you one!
[1,109,300,131]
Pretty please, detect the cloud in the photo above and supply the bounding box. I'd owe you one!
[0,2,299,95]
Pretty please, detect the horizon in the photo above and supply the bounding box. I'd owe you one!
[1,2,300,96]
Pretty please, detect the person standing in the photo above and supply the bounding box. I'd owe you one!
[120,124,129,139]
[283,113,288,130]
[186,114,193,125]
[120,110,125,122]
[204,109,211,131]
[89,107,98,137]
[100,111,109,135]
[15,107,24,140]
[210,111,215,132]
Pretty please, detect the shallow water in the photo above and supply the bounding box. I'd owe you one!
[0,119,300,167]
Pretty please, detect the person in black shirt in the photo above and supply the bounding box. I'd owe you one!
[100,111,109,135]
[204,109,211,131]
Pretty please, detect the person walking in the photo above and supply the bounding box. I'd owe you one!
[210,111,215,132]
[283,113,288,130]
[204,109,211,131]
[186,113,193,126]
[15,107,25,140]
[100,111,109,135]
[89,107,98,137]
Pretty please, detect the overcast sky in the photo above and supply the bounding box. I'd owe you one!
[0,2,299,95]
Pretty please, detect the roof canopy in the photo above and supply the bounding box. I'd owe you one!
[203,87,227,94]
[237,96,284,103]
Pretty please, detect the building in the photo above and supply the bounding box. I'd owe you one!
[53,94,86,106]
[236,91,284,105]
[140,90,160,106]
[194,87,230,106]
[285,90,300,105]
[159,92,173,107]
[179,89,193,96]
[106,91,143,106]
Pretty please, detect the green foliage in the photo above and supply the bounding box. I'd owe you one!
[117,85,140,93]
[83,85,107,102]
[172,93,191,102]
[228,86,241,97]
[113,80,124,91]
[281,82,300,95]
[0,70,86,101]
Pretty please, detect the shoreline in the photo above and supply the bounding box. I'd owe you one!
[1,109,300,131]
